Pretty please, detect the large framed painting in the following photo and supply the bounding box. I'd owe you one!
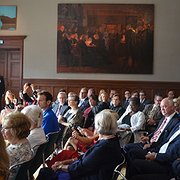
[0,6,17,30]
[57,4,154,74]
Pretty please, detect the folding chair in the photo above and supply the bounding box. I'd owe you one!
[111,154,127,180]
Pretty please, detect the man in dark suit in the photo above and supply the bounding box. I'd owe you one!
[52,91,70,118]
[78,87,89,112]
[122,90,131,109]
[172,158,180,178]
[109,93,125,118]
[124,98,180,179]
[0,76,5,111]
[139,90,151,111]
[128,123,180,179]
[143,94,163,133]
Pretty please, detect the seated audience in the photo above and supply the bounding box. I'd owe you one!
[117,97,145,147]
[37,91,59,135]
[64,127,98,152]
[131,90,139,98]
[108,89,117,105]
[123,90,140,113]
[21,105,47,149]
[167,90,175,100]
[22,83,37,106]
[78,87,89,112]
[0,131,9,180]
[139,90,151,111]
[1,112,33,178]
[0,107,15,126]
[87,88,96,98]
[122,90,131,109]
[173,97,180,117]
[98,89,106,102]
[143,94,163,133]
[52,91,70,118]
[4,90,18,109]
[51,109,124,180]
[124,98,180,179]
[127,122,180,180]
[58,93,83,147]
[46,128,98,168]
[83,94,98,128]
[109,93,125,118]
[94,91,110,113]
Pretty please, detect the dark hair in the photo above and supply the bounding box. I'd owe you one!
[112,93,120,98]
[69,94,79,104]
[38,91,53,102]
[59,88,66,93]
[89,94,98,102]
[139,90,146,95]
[154,93,163,98]
[129,97,140,107]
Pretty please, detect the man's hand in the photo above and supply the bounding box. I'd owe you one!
[140,135,149,143]
[143,143,151,149]
[145,152,157,161]
[147,118,156,125]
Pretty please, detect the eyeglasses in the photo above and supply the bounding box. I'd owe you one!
[1,126,12,131]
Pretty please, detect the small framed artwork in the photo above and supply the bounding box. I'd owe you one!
[57,4,154,74]
[0,5,17,30]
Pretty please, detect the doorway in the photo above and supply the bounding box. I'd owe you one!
[0,49,22,95]
[0,36,26,107]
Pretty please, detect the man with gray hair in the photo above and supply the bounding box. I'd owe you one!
[52,90,70,118]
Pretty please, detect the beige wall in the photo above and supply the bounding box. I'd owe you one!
[0,0,180,82]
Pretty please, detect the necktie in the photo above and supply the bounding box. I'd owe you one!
[150,117,168,143]
[149,105,158,119]
[56,105,62,117]
[159,128,180,153]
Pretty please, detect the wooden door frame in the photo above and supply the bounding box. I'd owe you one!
[0,36,26,92]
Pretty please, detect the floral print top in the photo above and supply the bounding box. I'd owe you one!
[7,141,33,179]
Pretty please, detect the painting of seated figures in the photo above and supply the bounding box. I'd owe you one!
[57,4,154,74]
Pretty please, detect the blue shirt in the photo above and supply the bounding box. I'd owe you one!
[42,107,59,135]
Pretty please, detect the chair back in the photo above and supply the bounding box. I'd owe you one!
[111,154,127,180]
[9,141,48,180]
[44,131,60,160]
[29,141,48,176]
[9,159,32,180]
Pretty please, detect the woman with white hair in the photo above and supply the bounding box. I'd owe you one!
[50,109,124,180]
[21,105,46,149]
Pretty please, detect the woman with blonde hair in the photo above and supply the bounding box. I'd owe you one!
[4,90,17,109]
[0,132,9,180]
[1,112,33,179]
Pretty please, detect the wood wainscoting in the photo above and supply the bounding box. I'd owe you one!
[23,79,180,101]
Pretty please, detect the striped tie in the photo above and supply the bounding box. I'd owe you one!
[150,118,167,143]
